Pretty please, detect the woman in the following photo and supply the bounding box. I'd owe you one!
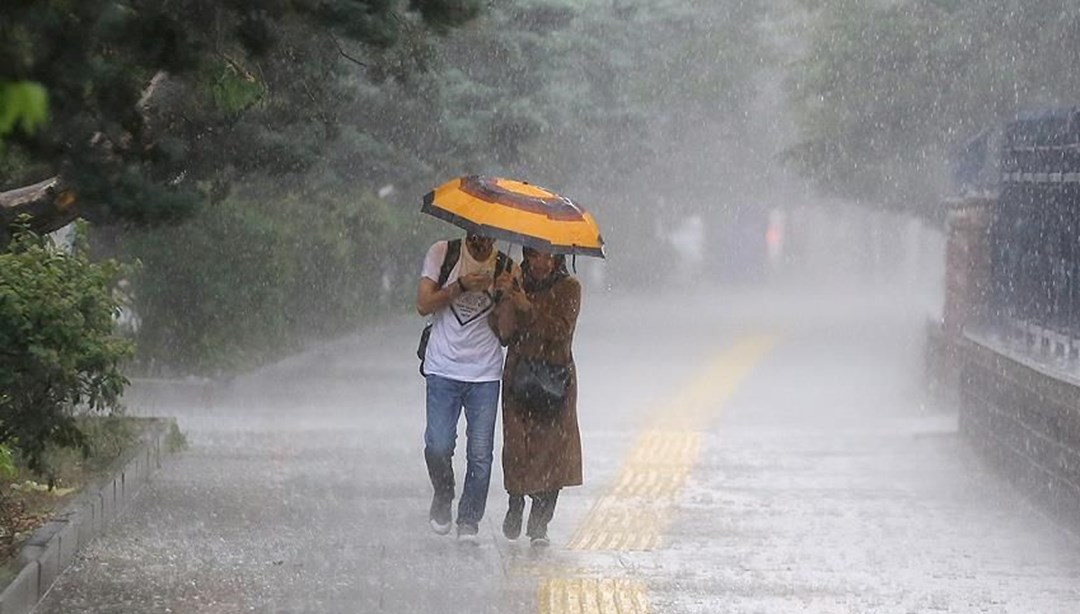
[491,247,583,547]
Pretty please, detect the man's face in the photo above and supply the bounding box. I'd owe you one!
[465,234,495,259]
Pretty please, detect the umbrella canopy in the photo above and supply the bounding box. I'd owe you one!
[422,175,605,258]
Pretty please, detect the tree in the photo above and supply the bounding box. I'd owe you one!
[0,0,482,237]
[4,0,774,373]
[0,224,133,473]
[421,0,770,282]
[0,1,486,375]
[787,0,1080,216]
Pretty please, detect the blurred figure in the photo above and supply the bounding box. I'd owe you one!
[765,208,786,277]
[492,247,583,546]
[669,214,705,284]
[416,233,512,542]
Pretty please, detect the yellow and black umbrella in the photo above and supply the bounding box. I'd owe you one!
[422,175,606,258]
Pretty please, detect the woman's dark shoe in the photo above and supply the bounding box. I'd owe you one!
[503,495,525,540]
[526,490,558,543]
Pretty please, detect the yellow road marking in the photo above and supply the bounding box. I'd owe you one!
[539,578,650,614]
[655,335,779,430]
[567,335,778,552]
[538,334,780,614]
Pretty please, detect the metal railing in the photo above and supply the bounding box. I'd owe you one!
[986,107,1080,362]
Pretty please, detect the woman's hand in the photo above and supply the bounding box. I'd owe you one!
[495,270,529,307]
[494,270,516,294]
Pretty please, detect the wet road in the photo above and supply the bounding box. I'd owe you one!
[38,284,1080,613]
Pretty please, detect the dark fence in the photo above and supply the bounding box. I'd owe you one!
[988,107,1080,351]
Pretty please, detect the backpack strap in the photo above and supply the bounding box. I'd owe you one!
[437,239,462,288]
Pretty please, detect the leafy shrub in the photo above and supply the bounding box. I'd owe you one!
[165,421,188,453]
[122,186,424,375]
[0,223,133,473]
[0,445,15,481]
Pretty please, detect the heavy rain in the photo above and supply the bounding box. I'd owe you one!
[1,1,1079,613]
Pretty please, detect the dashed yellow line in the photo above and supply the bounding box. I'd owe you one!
[624,431,701,469]
[655,335,779,430]
[539,578,649,614]
[540,334,780,614]
[567,335,778,553]
[565,496,667,551]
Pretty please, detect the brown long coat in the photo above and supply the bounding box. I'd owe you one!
[492,275,582,495]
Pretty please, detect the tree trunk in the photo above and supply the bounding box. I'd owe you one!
[0,176,78,246]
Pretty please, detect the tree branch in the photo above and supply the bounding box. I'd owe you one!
[332,35,367,68]
[0,176,79,239]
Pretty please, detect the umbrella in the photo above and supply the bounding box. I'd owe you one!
[421,175,605,258]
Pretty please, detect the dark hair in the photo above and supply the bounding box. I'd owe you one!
[521,248,569,292]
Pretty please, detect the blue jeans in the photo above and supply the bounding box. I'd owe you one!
[424,375,500,526]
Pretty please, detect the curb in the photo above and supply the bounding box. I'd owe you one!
[0,418,178,614]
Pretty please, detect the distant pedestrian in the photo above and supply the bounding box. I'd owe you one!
[416,233,513,542]
[491,247,582,546]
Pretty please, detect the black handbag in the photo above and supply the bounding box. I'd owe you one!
[509,358,569,414]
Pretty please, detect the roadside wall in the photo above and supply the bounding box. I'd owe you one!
[958,339,1080,532]
[927,197,1080,532]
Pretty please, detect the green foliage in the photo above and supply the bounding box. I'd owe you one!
[788,0,1080,212]
[0,0,771,372]
[89,0,774,371]
[120,201,291,373]
[0,222,133,473]
[73,415,139,471]
[165,421,188,453]
[208,59,266,116]
[424,0,769,282]
[0,444,16,481]
[121,185,420,375]
[38,415,139,479]
[0,0,483,215]
[0,80,47,139]
[410,0,484,32]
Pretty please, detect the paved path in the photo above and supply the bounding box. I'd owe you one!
[37,285,1080,613]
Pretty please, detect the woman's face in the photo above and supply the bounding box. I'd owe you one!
[524,249,556,280]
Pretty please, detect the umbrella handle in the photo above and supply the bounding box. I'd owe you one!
[491,241,512,303]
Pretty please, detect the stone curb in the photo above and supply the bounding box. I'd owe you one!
[0,418,178,614]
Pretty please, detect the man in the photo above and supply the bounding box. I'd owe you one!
[416,232,512,541]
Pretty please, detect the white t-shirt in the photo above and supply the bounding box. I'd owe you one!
[420,240,505,382]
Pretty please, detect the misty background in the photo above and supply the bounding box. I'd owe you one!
[10,2,1080,611]
[8,0,1072,375]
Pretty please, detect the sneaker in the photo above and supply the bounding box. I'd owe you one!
[456,522,480,543]
[530,535,550,548]
[429,496,452,535]
[503,507,523,540]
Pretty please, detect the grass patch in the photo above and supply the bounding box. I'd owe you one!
[165,420,189,453]
[0,416,161,581]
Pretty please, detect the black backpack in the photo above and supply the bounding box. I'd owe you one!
[417,239,510,376]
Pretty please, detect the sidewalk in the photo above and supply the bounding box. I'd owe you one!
[34,286,1080,613]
